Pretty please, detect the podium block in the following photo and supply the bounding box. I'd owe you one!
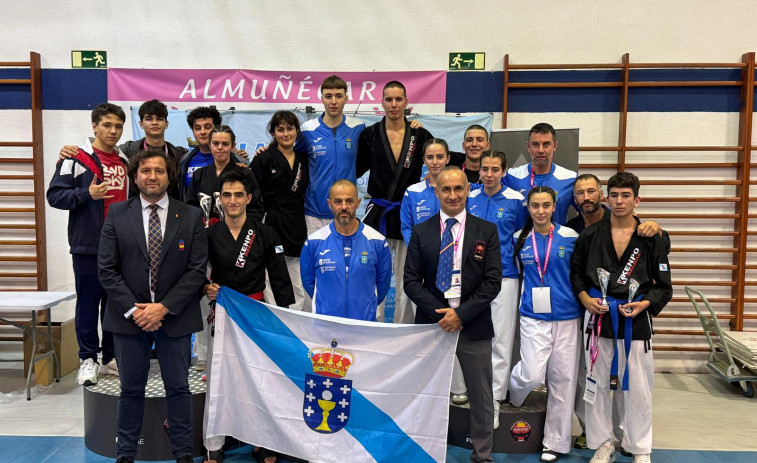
[83,360,206,460]
[447,385,547,454]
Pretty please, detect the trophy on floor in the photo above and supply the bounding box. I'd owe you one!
[597,268,610,311]
[625,278,640,314]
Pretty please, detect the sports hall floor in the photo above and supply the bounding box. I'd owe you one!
[1,345,755,462]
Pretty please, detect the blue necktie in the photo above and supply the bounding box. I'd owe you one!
[436,217,457,293]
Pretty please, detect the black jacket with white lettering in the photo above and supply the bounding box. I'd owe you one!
[207,216,294,307]
[570,219,672,340]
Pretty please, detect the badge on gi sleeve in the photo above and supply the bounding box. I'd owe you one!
[346,138,352,149]
[659,263,668,271]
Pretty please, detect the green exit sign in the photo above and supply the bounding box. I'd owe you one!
[449,52,485,71]
[71,51,107,68]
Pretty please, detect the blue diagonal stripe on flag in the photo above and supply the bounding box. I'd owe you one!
[217,287,437,463]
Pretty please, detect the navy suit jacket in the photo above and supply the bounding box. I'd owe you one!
[99,195,207,337]
[404,212,502,340]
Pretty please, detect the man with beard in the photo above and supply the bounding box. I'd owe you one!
[505,123,576,225]
[300,179,392,321]
[567,174,669,245]
[98,149,207,463]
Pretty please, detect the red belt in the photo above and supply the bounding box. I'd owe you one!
[248,291,264,301]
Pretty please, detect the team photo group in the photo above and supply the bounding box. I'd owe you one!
[47,74,672,463]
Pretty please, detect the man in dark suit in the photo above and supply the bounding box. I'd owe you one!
[404,166,502,463]
[99,149,207,463]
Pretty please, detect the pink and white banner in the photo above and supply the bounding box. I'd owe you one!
[108,69,446,105]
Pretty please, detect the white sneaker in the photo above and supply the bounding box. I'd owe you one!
[100,359,119,376]
[633,454,651,463]
[590,440,616,463]
[493,399,500,429]
[77,358,100,386]
[539,447,560,462]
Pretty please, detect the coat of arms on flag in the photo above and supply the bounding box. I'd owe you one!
[207,287,459,463]
[304,339,354,433]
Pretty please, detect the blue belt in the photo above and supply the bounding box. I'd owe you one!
[588,288,642,391]
[369,198,401,236]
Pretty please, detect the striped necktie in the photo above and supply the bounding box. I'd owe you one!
[436,217,457,293]
[148,204,162,293]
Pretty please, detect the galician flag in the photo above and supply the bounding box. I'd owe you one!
[206,287,458,463]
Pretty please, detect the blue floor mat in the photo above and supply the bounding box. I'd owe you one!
[1,437,756,463]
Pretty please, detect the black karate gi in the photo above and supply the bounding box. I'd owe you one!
[250,146,309,257]
[356,118,433,240]
[570,219,672,340]
[207,216,294,307]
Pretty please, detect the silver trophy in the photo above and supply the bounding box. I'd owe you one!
[199,192,213,228]
[626,278,640,314]
[597,268,610,311]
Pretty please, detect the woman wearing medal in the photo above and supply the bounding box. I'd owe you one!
[509,186,581,463]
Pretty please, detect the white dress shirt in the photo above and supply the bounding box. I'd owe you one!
[439,209,466,309]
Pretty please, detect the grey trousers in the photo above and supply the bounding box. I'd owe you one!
[457,330,494,463]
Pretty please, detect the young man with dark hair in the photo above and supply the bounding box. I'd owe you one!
[449,124,491,185]
[178,106,224,200]
[505,122,577,225]
[570,172,672,463]
[298,75,366,234]
[118,99,188,199]
[357,80,434,323]
[202,169,294,463]
[567,173,668,453]
[47,103,129,386]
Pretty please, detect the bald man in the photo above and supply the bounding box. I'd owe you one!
[300,179,392,321]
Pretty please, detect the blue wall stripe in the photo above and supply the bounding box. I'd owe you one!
[217,287,436,463]
[0,69,106,110]
[446,70,750,113]
[0,68,753,113]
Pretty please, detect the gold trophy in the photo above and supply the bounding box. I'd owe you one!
[315,390,336,432]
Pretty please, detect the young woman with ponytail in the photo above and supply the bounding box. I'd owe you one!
[509,186,581,463]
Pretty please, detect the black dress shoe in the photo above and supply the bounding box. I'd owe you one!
[176,455,194,463]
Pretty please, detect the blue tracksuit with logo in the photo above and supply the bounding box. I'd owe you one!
[467,185,527,279]
[400,179,440,246]
[297,115,365,219]
[513,223,580,321]
[300,221,392,321]
[505,163,577,226]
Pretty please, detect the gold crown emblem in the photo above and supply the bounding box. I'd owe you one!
[308,339,355,378]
